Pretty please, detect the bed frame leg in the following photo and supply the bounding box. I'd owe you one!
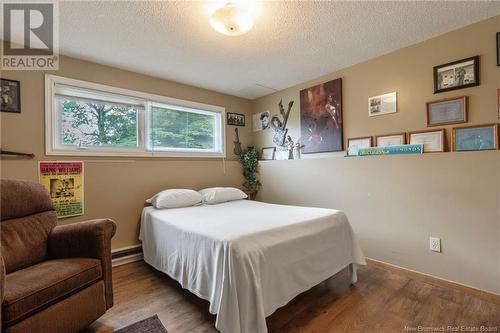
[348,264,358,284]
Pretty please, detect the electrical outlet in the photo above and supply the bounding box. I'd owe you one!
[430,237,441,252]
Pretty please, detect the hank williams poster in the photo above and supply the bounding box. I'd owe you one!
[39,161,84,218]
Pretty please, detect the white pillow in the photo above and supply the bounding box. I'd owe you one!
[199,187,247,204]
[148,189,202,209]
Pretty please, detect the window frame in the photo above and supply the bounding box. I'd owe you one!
[45,74,226,158]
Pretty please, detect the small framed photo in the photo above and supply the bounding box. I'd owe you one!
[368,92,397,117]
[426,96,467,127]
[227,112,245,126]
[408,129,446,153]
[452,124,498,152]
[346,136,372,156]
[1,79,21,113]
[433,56,479,94]
[260,147,276,160]
[497,32,499,66]
[375,133,406,147]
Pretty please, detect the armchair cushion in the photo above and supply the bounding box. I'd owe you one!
[3,258,102,327]
[1,179,58,274]
[1,211,57,274]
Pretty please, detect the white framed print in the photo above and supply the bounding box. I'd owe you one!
[408,129,445,153]
[274,147,289,160]
[368,92,397,117]
[346,136,372,156]
[375,133,406,147]
[260,147,275,160]
[253,110,271,132]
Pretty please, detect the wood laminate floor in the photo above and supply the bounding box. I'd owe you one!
[86,261,499,333]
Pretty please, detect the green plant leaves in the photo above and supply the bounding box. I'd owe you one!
[239,146,262,192]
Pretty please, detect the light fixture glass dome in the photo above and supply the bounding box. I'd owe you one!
[210,2,254,36]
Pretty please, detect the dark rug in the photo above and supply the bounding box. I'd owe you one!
[115,315,168,333]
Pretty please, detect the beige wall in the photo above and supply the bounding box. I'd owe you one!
[0,56,253,249]
[253,16,500,294]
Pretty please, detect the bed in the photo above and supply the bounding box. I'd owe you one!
[139,199,365,333]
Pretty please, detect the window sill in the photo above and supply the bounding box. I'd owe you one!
[45,149,226,158]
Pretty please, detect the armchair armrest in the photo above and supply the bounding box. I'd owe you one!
[48,219,116,309]
[48,219,116,259]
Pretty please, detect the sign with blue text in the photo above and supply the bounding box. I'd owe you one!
[357,144,423,156]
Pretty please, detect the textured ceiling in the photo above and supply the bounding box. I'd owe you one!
[58,1,500,100]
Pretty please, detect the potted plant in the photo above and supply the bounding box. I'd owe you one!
[239,146,262,200]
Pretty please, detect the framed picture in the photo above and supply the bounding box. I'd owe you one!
[368,92,397,117]
[227,112,245,126]
[300,78,343,153]
[433,56,479,94]
[1,79,21,113]
[260,147,276,160]
[497,32,499,66]
[274,148,289,160]
[346,136,372,156]
[408,129,446,153]
[375,133,406,147]
[452,124,498,152]
[497,89,500,118]
[426,96,467,127]
[253,110,270,132]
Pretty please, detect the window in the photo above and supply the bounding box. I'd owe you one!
[45,75,225,157]
[149,104,221,152]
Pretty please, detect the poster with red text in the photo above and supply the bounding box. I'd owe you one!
[39,161,84,218]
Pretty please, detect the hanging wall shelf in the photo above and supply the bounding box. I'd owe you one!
[0,150,35,159]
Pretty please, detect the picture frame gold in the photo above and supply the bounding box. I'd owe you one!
[426,96,467,127]
[374,133,406,147]
[346,136,373,149]
[346,136,373,156]
[452,123,498,152]
[408,129,446,153]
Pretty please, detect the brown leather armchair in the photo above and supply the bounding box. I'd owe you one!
[0,179,116,333]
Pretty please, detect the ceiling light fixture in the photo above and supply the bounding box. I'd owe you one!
[209,1,257,36]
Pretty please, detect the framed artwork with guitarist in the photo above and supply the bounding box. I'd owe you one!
[270,100,294,147]
[300,78,343,154]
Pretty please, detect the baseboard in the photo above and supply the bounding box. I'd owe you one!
[112,244,143,267]
[365,257,500,304]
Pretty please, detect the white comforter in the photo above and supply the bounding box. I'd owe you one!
[139,200,365,333]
